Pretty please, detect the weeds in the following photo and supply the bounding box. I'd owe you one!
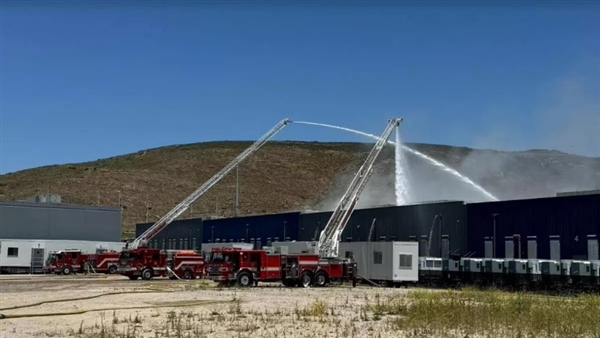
[363,288,600,338]
[35,286,600,338]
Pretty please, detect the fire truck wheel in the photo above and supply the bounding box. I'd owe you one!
[108,265,117,274]
[182,269,194,279]
[62,266,72,275]
[314,272,328,287]
[236,271,252,287]
[300,271,313,288]
[141,268,153,280]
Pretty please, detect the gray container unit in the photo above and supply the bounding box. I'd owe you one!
[540,260,561,287]
[443,257,461,282]
[505,259,530,286]
[483,259,505,285]
[339,241,419,285]
[570,261,594,287]
[418,257,443,282]
[462,258,483,284]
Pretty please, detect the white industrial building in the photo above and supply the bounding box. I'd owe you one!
[0,195,124,274]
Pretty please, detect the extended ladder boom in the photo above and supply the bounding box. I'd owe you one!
[317,118,402,258]
[130,118,292,249]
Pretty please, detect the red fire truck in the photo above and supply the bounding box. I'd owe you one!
[115,119,292,281]
[45,249,120,275]
[117,248,204,280]
[204,118,402,288]
[204,247,357,287]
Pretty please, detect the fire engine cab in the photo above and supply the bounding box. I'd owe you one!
[205,247,357,287]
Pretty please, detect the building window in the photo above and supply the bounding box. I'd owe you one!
[192,239,197,250]
[399,254,412,269]
[373,251,383,265]
[7,247,18,257]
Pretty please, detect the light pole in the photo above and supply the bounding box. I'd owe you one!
[235,165,240,216]
[492,213,499,258]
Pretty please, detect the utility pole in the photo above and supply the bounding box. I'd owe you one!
[118,190,123,226]
[235,165,240,216]
[145,194,149,223]
[215,196,219,216]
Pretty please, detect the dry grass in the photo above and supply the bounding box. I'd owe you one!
[365,287,600,338]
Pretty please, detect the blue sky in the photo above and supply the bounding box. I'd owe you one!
[2,1,599,174]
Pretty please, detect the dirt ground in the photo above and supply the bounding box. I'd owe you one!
[0,274,421,338]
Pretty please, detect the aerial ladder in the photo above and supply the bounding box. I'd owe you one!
[317,118,403,258]
[128,118,292,249]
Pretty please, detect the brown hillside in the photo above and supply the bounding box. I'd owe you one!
[0,142,371,237]
[1,141,599,238]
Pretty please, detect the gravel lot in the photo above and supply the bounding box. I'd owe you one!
[0,274,415,338]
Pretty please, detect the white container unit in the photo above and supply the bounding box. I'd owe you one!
[0,239,125,273]
[339,241,419,283]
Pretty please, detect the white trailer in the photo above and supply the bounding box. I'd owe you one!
[0,239,125,274]
[339,241,419,285]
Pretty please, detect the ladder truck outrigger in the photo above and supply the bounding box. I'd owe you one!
[117,119,292,280]
[204,118,403,288]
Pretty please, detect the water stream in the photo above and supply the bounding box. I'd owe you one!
[293,120,499,202]
[394,127,409,205]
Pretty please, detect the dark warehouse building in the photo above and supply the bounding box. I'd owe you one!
[135,192,600,261]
